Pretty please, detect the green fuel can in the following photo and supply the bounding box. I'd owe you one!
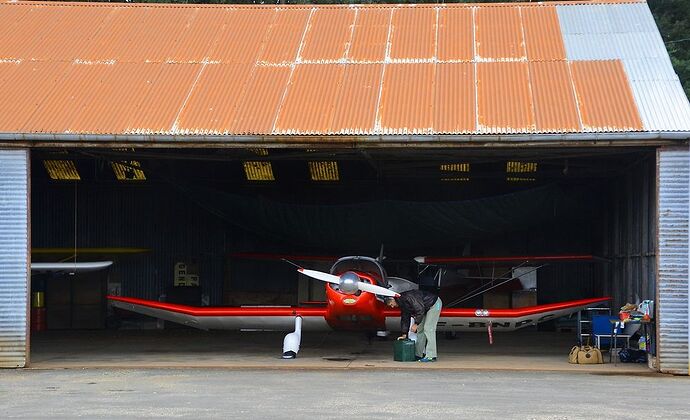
[393,339,416,362]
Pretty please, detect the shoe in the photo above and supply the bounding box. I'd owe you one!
[414,355,423,361]
[418,357,437,363]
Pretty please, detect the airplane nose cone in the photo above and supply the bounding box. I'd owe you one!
[339,272,360,295]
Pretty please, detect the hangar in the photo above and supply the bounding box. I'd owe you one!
[0,1,688,373]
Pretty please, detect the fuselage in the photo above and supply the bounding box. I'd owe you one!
[324,271,388,331]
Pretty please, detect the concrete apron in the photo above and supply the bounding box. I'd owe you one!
[28,329,653,374]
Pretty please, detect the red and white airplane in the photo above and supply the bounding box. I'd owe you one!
[108,255,609,358]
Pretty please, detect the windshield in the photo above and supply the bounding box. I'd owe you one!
[330,256,388,287]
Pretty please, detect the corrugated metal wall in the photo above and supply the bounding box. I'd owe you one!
[32,183,226,305]
[600,154,657,308]
[0,149,29,368]
[657,147,689,375]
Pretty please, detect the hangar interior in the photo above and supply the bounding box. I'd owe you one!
[29,146,656,345]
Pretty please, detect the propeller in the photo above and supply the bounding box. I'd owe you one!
[298,268,399,298]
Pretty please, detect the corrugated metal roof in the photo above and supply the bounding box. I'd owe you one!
[558,2,690,133]
[434,62,476,134]
[378,63,434,134]
[475,6,525,61]
[0,0,687,138]
[570,60,643,131]
[330,63,383,134]
[477,62,534,133]
[347,8,390,63]
[529,61,580,132]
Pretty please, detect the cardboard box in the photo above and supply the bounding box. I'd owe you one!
[512,290,537,308]
[483,291,511,308]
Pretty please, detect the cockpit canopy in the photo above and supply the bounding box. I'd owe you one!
[329,256,388,288]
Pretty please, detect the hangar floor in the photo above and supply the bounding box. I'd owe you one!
[29,329,653,374]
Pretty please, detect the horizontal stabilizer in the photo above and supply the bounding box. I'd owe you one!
[31,261,113,273]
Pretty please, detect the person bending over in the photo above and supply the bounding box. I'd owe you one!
[386,289,442,362]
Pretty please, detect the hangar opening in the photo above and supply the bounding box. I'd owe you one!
[27,146,658,368]
[1,1,688,373]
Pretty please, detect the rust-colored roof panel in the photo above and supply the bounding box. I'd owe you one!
[301,8,356,62]
[275,64,345,134]
[89,6,223,63]
[477,62,534,133]
[570,60,643,131]
[21,62,199,134]
[522,6,566,61]
[0,4,30,58]
[434,63,476,134]
[67,63,168,134]
[389,7,436,60]
[348,8,390,62]
[168,8,228,63]
[210,8,273,64]
[128,63,202,134]
[437,7,473,62]
[475,7,525,60]
[0,5,104,61]
[21,63,110,133]
[331,63,383,134]
[0,2,669,137]
[0,61,70,132]
[258,8,311,64]
[174,64,254,135]
[79,6,159,63]
[17,6,111,61]
[231,66,291,134]
[379,63,434,133]
[529,61,580,132]
[118,7,201,63]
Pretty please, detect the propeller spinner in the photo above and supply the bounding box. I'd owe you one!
[298,268,399,298]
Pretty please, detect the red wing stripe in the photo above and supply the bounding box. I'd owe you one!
[383,297,610,318]
[107,296,327,317]
[421,254,596,264]
[229,252,338,262]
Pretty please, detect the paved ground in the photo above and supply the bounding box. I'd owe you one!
[2,368,688,419]
[29,329,653,373]
[5,329,685,418]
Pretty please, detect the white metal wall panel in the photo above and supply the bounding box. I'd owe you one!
[558,3,690,132]
[657,148,689,375]
[0,149,29,368]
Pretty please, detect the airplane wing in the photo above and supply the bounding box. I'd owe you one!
[31,261,113,273]
[414,255,604,264]
[229,252,338,262]
[384,297,610,332]
[108,296,330,331]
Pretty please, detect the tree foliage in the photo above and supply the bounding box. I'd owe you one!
[648,0,690,98]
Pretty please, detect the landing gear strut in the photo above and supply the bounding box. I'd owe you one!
[282,316,302,359]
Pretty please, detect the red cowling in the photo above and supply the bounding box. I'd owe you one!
[324,271,387,331]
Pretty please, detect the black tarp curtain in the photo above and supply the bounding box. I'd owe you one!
[176,183,589,251]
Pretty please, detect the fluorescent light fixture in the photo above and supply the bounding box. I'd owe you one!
[440,163,470,172]
[43,160,80,180]
[249,148,268,156]
[440,163,470,181]
[506,161,538,173]
[111,161,146,181]
[243,161,275,181]
[309,161,339,181]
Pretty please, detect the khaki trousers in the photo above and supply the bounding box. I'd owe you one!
[415,297,442,358]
